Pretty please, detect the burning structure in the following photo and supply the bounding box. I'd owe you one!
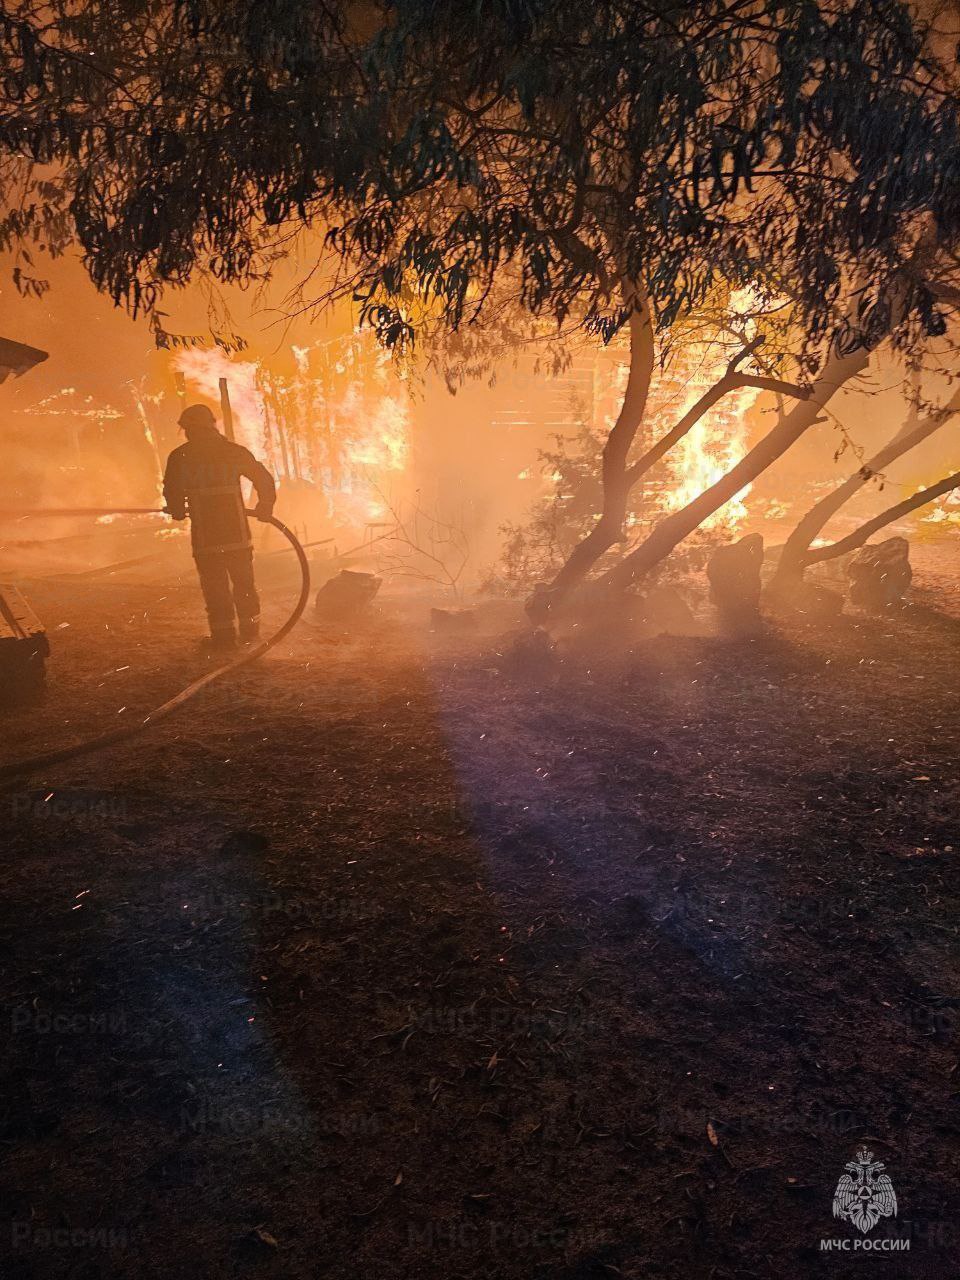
[171,334,411,549]
[4,6,960,1280]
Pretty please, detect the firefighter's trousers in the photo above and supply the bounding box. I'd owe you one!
[194,546,260,638]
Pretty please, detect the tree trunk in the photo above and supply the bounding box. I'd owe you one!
[528,288,655,615]
[772,384,960,586]
[528,313,805,619]
[597,343,870,594]
[804,470,960,564]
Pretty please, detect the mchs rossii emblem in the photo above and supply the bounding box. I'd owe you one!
[832,1148,898,1234]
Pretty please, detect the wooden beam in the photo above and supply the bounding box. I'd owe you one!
[219,377,236,441]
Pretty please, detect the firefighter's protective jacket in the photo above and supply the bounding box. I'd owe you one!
[163,430,276,554]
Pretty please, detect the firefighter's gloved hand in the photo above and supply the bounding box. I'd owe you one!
[252,504,275,522]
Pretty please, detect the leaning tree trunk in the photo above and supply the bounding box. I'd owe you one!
[597,343,871,594]
[529,317,806,619]
[534,288,655,607]
[771,383,960,588]
[589,234,941,598]
[804,469,960,564]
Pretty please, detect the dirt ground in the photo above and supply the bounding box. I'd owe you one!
[2,539,960,1279]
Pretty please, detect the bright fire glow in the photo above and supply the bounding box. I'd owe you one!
[172,348,265,454]
[657,363,759,530]
[173,338,410,529]
[646,290,764,531]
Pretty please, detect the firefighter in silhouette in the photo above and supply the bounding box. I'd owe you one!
[163,404,276,651]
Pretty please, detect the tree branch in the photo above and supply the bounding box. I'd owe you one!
[623,356,809,489]
[920,278,960,305]
[737,374,810,398]
[726,333,764,374]
[805,471,960,564]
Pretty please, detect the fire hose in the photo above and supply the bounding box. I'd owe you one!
[0,508,310,780]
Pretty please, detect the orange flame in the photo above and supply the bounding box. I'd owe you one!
[173,339,410,530]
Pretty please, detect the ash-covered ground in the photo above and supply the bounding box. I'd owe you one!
[1,540,959,1279]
